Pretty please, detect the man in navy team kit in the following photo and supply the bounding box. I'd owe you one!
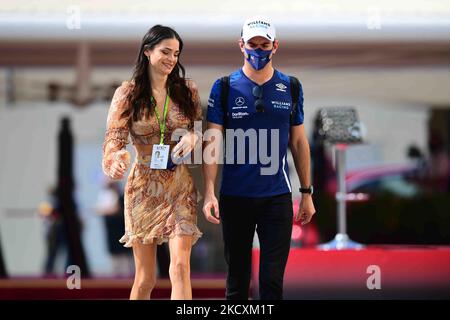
[203,16,316,300]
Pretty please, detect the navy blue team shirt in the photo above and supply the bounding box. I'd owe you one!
[207,68,304,197]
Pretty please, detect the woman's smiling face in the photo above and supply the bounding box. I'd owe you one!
[146,38,180,76]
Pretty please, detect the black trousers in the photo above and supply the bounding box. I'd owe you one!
[220,193,293,300]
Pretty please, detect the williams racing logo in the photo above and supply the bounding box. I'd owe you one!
[271,100,291,110]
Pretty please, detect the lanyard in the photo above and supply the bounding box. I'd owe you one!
[153,91,170,145]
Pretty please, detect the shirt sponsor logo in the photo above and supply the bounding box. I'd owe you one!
[276,83,287,92]
[208,98,215,108]
[235,97,245,106]
[233,97,248,110]
[232,112,249,119]
[271,100,291,110]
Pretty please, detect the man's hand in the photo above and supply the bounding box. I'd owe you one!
[203,192,220,224]
[295,194,316,225]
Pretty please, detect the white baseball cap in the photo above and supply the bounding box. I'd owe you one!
[241,16,276,42]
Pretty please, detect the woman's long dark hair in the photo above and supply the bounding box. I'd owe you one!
[125,25,196,124]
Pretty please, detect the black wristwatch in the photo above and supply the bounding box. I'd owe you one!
[299,186,314,194]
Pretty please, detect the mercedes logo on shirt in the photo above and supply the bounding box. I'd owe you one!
[235,97,245,106]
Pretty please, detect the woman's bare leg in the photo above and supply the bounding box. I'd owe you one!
[130,241,157,300]
[168,235,193,300]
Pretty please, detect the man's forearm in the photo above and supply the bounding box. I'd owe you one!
[203,161,218,196]
[291,139,312,188]
[203,123,223,196]
[202,135,221,196]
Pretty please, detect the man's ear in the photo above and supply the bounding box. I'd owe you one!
[272,39,279,55]
[238,38,246,53]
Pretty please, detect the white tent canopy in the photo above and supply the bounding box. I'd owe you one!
[1,0,449,41]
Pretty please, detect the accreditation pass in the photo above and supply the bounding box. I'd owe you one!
[150,144,170,169]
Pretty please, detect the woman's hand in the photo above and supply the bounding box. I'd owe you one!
[172,131,199,161]
[110,161,127,180]
[110,150,130,180]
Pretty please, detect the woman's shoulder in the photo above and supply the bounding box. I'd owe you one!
[109,80,134,112]
[120,79,135,90]
[112,80,134,100]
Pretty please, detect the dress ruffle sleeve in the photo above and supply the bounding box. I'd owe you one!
[102,81,133,179]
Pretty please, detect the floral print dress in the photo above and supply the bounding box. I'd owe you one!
[102,80,203,247]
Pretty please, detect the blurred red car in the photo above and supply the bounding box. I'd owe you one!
[291,162,422,246]
[326,163,421,197]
